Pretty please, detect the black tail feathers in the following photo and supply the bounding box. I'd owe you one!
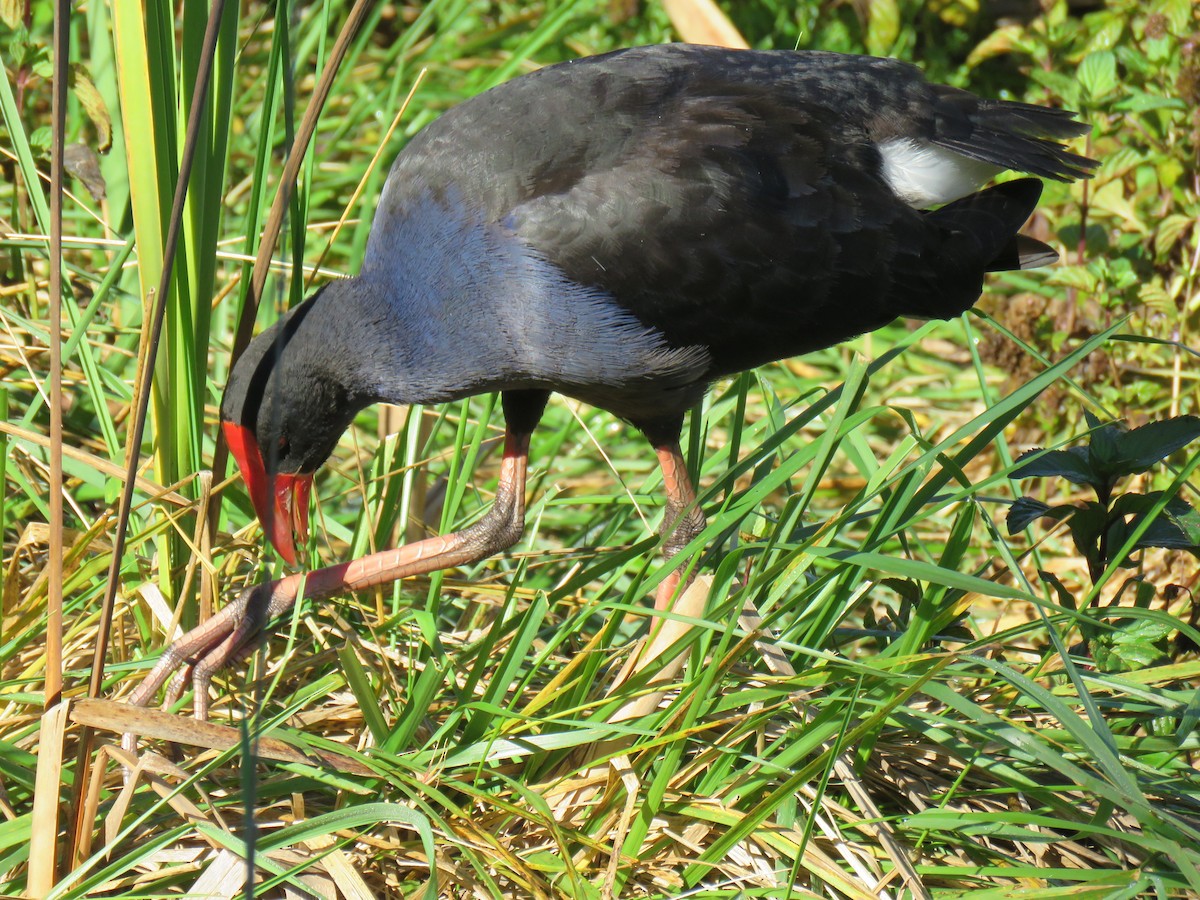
[930,178,1058,273]
[931,89,1099,183]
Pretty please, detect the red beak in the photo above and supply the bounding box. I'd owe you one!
[223,420,312,565]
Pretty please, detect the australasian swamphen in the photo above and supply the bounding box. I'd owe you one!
[129,44,1096,714]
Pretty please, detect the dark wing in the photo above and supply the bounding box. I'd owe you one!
[503,83,930,375]
[382,45,1086,375]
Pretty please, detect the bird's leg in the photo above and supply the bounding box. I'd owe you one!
[652,440,707,612]
[599,435,707,694]
[128,390,547,716]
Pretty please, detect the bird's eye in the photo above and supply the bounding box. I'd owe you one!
[276,435,290,460]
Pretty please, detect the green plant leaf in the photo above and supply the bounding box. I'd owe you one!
[1109,493,1200,552]
[1012,447,1098,487]
[0,0,21,29]
[1159,0,1194,31]
[1158,499,1200,548]
[1111,415,1200,473]
[1112,91,1187,113]
[1007,496,1076,534]
[1089,423,1123,472]
[1079,50,1119,100]
[1155,213,1196,257]
[1091,616,1173,672]
[1085,12,1126,53]
[1109,491,1166,517]
[1038,569,1079,610]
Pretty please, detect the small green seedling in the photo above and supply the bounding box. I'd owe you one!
[1006,413,1200,667]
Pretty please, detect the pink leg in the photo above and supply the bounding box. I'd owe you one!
[128,415,538,716]
[652,442,706,612]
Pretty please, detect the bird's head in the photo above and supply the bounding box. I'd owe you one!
[220,293,362,564]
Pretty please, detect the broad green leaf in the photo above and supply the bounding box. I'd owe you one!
[1092,616,1173,672]
[1111,415,1200,473]
[1088,423,1123,474]
[1007,496,1075,534]
[1110,496,1200,552]
[1079,50,1118,100]
[1109,491,1164,516]
[1089,179,1148,233]
[1085,12,1126,52]
[1096,146,1143,182]
[1047,263,1101,291]
[1013,447,1097,487]
[1026,67,1080,105]
[1155,214,1196,257]
[1113,90,1188,113]
[1159,499,1200,547]
[1157,0,1194,32]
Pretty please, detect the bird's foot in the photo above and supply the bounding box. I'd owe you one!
[121,578,291,757]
